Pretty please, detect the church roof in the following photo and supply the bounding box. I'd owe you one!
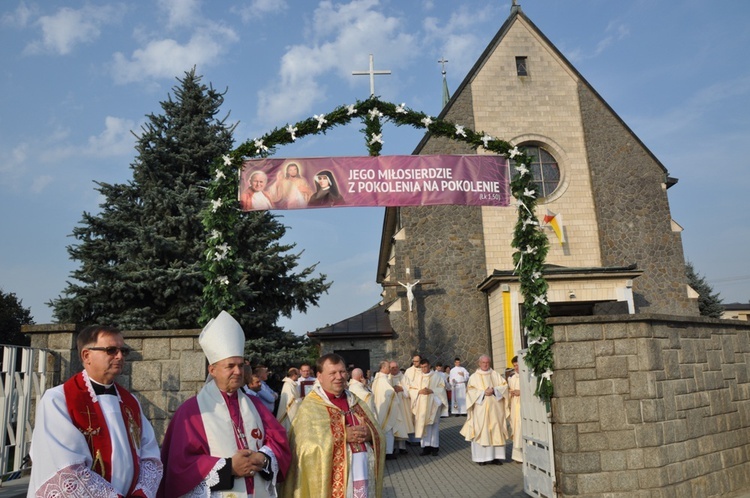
[413,6,671,181]
[307,302,395,340]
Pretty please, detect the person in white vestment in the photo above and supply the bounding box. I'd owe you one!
[403,355,423,444]
[372,361,408,460]
[388,361,411,455]
[410,359,447,456]
[434,364,450,417]
[508,356,523,463]
[349,368,377,415]
[28,325,163,498]
[276,368,301,432]
[449,357,469,416]
[460,355,509,466]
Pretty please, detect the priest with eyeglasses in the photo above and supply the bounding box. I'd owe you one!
[28,325,163,497]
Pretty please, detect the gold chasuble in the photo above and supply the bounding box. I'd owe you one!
[460,369,509,447]
[282,387,385,498]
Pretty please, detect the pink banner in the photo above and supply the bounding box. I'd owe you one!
[238,155,509,211]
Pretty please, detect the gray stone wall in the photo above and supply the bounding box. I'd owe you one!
[550,314,750,497]
[23,324,205,443]
[578,84,698,316]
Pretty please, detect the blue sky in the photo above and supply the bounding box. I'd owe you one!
[1,0,749,334]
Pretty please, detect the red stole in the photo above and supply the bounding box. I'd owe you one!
[323,390,383,498]
[63,372,142,496]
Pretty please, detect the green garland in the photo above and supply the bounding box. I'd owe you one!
[201,96,554,401]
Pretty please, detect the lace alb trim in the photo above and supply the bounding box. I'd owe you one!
[36,463,118,498]
[134,457,163,498]
[179,458,226,498]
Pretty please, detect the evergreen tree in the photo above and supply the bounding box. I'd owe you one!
[0,289,33,346]
[686,262,724,318]
[50,69,329,336]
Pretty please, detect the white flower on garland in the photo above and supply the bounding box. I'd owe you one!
[421,116,433,127]
[515,163,529,176]
[211,198,223,212]
[516,199,532,215]
[508,146,521,158]
[286,125,298,141]
[222,155,232,166]
[528,336,547,346]
[522,217,539,228]
[209,229,222,240]
[214,243,230,261]
[538,368,554,390]
[532,294,548,306]
[395,103,407,114]
[522,187,536,198]
[216,275,229,286]
[368,108,383,119]
[254,139,268,153]
[455,124,466,137]
[531,270,542,281]
[524,245,537,255]
[314,114,328,129]
[481,134,493,148]
[215,169,225,181]
[369,133,383,145]
[347,104,357,115]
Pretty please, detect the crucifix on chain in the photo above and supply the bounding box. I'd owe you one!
[352,54,391,97]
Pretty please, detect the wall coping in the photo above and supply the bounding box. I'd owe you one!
[547,312,750,330]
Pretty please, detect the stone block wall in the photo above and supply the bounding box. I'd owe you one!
[550,314,750,497]
[23,324,205,443]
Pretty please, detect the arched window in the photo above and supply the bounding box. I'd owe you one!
[521,144,560,198]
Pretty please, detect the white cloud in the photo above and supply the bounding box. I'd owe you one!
[0,143,30,187]
[1,1,36,28]
[257,0,417,125]
[110,24,238,83]
[232,0,288,22]
[423,4,498,78]
[24,4,123,55]
[1,117,138,193]
[158,0,202,29]
[30,175,53,194]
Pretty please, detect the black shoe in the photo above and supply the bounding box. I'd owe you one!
[431,447,439,456]
[478,461,488,466]
[399,449,408,455]
[420,448,431,456]
[386,454,396,460]
[492,459,504,465]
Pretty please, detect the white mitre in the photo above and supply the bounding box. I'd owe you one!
[199,310,245,364]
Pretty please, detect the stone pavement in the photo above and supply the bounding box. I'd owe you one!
[383,414,525,498]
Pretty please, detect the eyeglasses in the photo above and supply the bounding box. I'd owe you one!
[87,346,131,357]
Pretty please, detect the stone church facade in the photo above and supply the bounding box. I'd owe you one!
[377,6,698,371]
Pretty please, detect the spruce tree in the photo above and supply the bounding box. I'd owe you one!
[50,69,329,336]
[0,288,34,346]
[685,262,724,318]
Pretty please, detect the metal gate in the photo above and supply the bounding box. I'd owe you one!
[519,350,556,497]
[1,345,51,480]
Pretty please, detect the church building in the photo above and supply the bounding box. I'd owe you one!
[375,4,698,371]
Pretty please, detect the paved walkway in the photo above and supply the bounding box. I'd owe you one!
[1,416,524,498]
[383,414,525,497]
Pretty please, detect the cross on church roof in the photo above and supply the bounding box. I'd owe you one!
[438,57,448,75]
[352,54,391,97]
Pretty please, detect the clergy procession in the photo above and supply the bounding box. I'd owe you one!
[26,310,523,498]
